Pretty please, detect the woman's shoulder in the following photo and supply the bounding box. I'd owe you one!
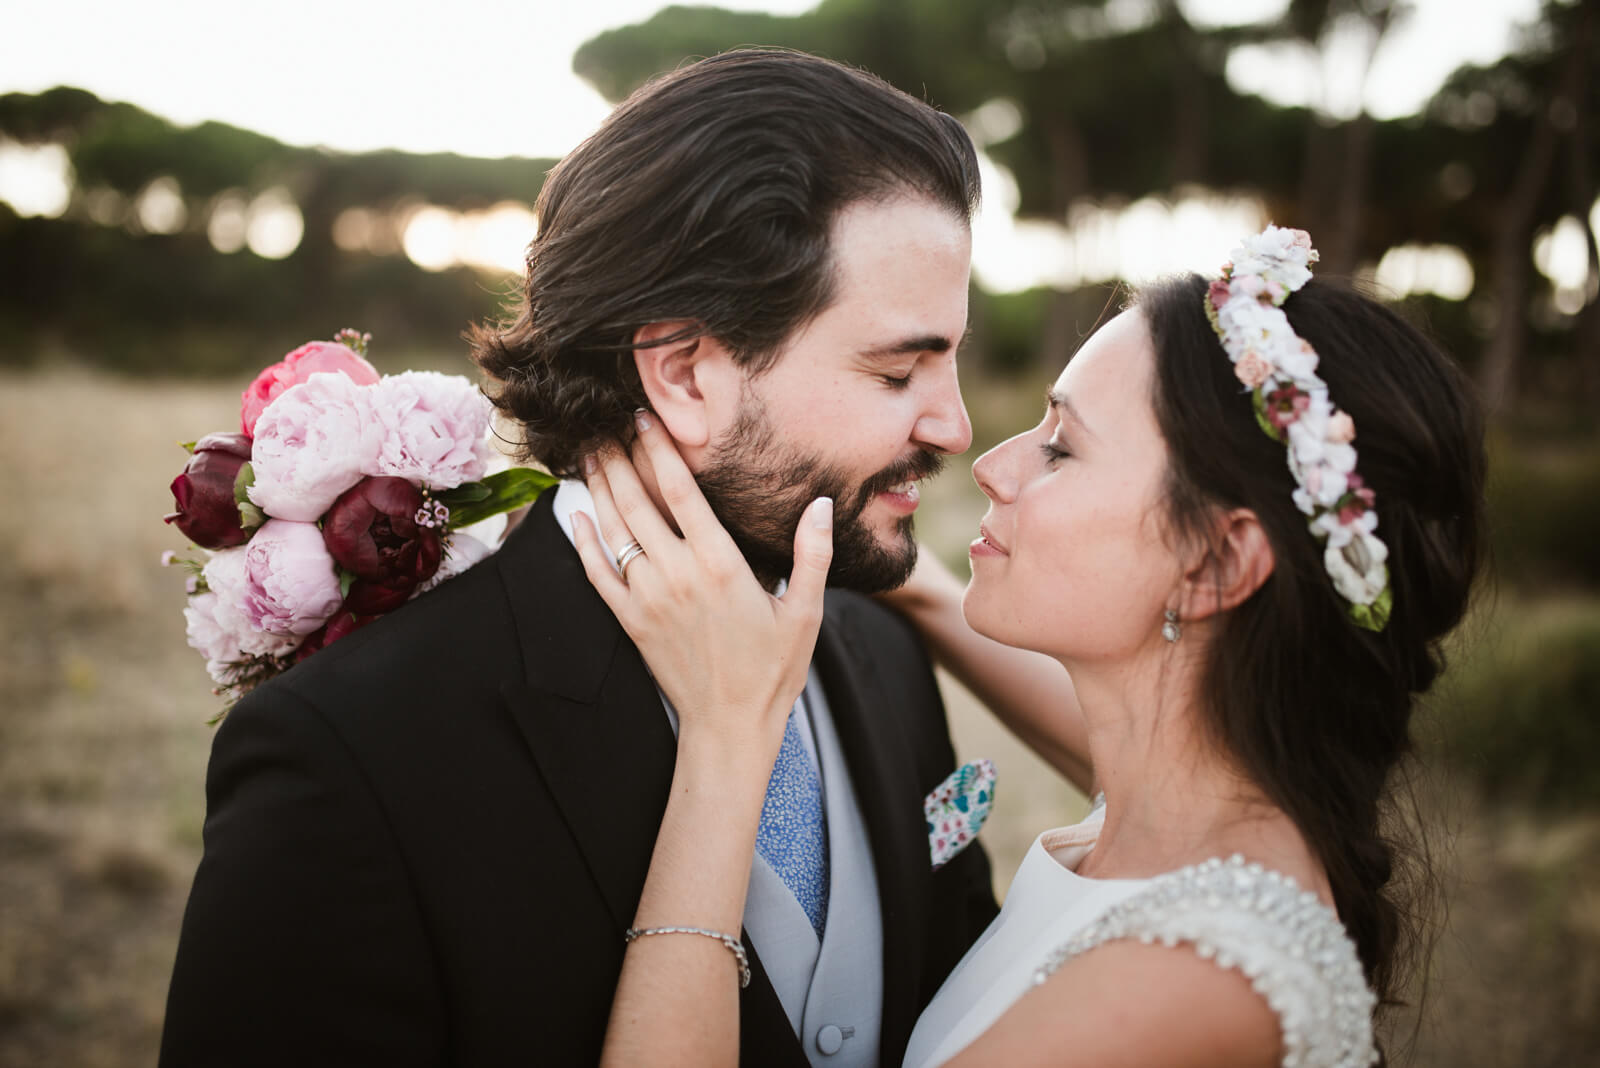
[1037,854,1378,1068]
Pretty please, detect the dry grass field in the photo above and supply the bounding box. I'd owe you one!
[1,367,1596,1066]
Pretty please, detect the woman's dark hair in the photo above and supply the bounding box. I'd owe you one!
[470,48,981,477]
[1138,275,1486,1018]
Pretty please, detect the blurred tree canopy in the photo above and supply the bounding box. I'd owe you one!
[0,1,1593,425]
[575,0,1598,420]
[0,86,556,374]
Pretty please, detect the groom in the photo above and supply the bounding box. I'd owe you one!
[161,49,996,1067]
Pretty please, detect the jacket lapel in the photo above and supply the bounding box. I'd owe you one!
[497,494,678,929]
[494,494,810,1066]
[813,597,930,1064]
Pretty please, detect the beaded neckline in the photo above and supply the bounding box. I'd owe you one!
[1034,853,1379,1068]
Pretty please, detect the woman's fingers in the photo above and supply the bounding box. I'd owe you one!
[629,409,740,558]
[572,510,632,616]
[781,497,833,627]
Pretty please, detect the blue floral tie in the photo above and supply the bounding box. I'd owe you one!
[756,701,829,937]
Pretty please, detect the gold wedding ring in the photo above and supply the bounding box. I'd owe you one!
[616,540,647,583]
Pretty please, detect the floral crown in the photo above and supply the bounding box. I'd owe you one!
[1204,226,1392,632]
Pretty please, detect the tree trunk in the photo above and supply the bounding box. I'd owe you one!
[1479,7,1591,416]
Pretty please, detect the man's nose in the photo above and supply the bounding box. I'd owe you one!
[914,361,973,456]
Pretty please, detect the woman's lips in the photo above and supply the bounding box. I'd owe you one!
[970,523,1007,557]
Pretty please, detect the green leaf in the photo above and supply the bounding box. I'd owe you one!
[1251,389,1287,444]
[435,482,493,507]
[445,467,557,530]
[179,439,197,454]
[1347,579,1393,632]
[337,566,355,600]
[233,462,265,531]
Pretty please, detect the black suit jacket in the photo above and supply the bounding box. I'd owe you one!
[160,490,997,1067]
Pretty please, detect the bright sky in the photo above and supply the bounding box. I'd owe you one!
[0,0,1542,159]
[1,0,1571,296]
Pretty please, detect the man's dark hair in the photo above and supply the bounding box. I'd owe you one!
[470,48,981,477]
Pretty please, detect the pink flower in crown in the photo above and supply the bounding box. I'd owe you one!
[241,341,380,438]
[1336,473,1378,526]
[1287,228,1317,258]
[1264,385,1311,431]
[1235,273,1268,301]
[1327,411,1356,444]
[1208,279,1231,314]
[1234,349,1274,389]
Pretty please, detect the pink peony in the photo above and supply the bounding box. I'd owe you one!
[230,520,344,638]
[248,372,384,522]
[241,341,380,438]
[193,551,302,669]
[365,371,494,489]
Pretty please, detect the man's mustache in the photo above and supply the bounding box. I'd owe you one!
[853,450,947,510]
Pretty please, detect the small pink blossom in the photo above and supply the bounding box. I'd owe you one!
[1264,385,1311,431]
[1235,273,1268,300]
[1234,349,1274,389]
[1207,278,1231,314]
[1326,411,1356,444]
[241,341,379,438]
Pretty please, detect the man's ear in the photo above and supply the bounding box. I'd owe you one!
[1178,508,1276,622]
[631,321,739,454]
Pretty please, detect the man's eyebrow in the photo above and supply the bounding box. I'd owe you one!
[1047,387,1097,439]
[856,331,964,361]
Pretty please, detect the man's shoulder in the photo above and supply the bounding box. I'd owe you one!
[284,551,519,698]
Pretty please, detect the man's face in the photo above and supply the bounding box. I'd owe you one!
[696,194,974,592]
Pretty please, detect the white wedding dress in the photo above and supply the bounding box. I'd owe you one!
[902,798,1378,1068]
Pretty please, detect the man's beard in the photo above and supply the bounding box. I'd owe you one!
[694,392,945,593]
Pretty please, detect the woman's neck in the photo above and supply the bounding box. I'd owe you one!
[1063,646,1329,898]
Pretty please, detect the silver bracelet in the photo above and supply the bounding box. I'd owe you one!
[624,925,751,988]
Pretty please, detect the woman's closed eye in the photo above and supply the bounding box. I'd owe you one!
[1040,441,1072,464]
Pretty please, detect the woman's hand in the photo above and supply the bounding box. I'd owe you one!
[572,409,834,762]
[577,409,834,1067]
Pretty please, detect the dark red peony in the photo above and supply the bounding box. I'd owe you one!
[321,476,442,615]
[164,433,254,549]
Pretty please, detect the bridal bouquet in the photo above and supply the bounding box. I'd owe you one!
[163,330,553,714]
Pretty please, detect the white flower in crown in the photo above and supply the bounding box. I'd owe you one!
[1325,529,1388,605]
[1230,225,1319,297]
[1315,504,1379,550]
[1267,333,1321,382]
[1206,224,1392,629]
[1290,452,1350,514]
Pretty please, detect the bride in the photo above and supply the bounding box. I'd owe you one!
[570,228,1485,1067]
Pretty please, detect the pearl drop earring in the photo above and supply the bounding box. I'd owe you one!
[1161,609,1182,643]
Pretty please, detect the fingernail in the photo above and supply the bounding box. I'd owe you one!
[583,453,596,476]
[634,408,653,432]
[812,497,833,530]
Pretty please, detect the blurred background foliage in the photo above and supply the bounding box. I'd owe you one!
[1,1,1597,1064]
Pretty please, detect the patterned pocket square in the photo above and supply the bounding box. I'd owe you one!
[925,758,996,871]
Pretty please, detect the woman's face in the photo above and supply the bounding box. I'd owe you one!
[965,308,1182,662]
